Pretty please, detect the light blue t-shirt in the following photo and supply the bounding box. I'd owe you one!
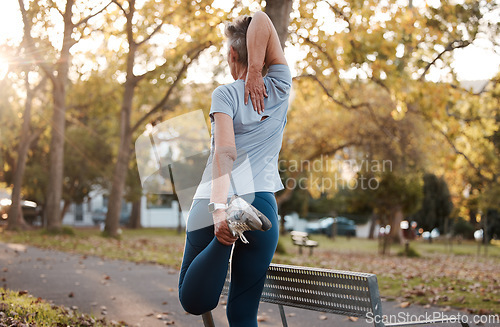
[193,64,292,199]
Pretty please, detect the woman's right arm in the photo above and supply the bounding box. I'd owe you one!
[247,11,287,70]
[244,11,288,113]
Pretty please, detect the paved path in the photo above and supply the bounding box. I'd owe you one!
[0,242,496,326]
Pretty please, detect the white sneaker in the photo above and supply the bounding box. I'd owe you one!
[225,195,272,244]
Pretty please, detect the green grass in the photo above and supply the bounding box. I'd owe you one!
[1,227,499,314]
[378,274,499,312]
[0,288,124,326]
[407,239,499,257]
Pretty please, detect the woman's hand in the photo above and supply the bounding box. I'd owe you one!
[213,209,238,246]
[244,68,268,115]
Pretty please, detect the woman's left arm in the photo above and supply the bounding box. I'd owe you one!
[211,112,238,245]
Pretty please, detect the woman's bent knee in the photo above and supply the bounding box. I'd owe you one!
[179,291,219,315]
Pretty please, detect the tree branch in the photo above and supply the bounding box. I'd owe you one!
[445,102,496,122]
[302,36,351,97]
[307,141,360,162]
[450,79,492,96]
[293,74,369,110]
[136,8,177,47]
[75,1,113,27]
[293,74,396,140]
[370,76,391,94]
[48,0,64,18]
[131,41,212,132]
[419,39,471,80]
[17,0,56,84]
[111,0,126,15]
[436,126,494,183]
[325,0,352,31]
[28,127,44,144]
[137,22,164,47]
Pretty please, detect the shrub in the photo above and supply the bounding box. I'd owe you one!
[452,217,475,240]
[397,244,420,258]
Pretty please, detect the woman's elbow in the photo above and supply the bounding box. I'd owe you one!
[214,146,237,162]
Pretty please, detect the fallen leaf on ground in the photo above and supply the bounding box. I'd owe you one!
[156,313,169,320]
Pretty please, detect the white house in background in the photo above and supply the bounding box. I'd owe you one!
[61,188,184,229]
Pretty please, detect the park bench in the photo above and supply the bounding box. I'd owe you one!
[290,231,318,255]
[201,263,469,327]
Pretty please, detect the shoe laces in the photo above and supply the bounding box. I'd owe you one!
[227,219,252,244]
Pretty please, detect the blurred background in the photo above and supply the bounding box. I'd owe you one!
[0,0,499,249]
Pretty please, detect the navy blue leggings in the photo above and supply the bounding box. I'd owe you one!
[178,192,279,326]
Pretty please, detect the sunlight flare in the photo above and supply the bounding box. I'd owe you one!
[0,55,9,80]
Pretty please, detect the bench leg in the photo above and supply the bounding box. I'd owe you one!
[278,304,288,327]
[298,246,303,255]
[309,246,313,256]
[202,311,215,327]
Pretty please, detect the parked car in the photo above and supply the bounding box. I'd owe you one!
[306,216,356,237]
[0,190,41,225]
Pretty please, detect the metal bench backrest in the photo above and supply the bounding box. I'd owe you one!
[220,263,384,327]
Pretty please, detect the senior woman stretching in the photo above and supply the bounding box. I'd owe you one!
[178,11,291,326]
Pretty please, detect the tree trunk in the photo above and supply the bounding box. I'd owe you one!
[104,37,136,238]
[105,1,138,238]
[379,212,394,255]
[381,233,391,256]
[265,0,293,49]
[389,205,405,245]
[60,199,71,223]
[368,211,378,240]
[8,202,30,231]
[7,73,35,231]
[45,83,66,231]
[105,79,135,237]
[469,208,478,226]
[177,199,183,234]
[105,130,133,237]
[45,0,74,232]
[128,199,142,229]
